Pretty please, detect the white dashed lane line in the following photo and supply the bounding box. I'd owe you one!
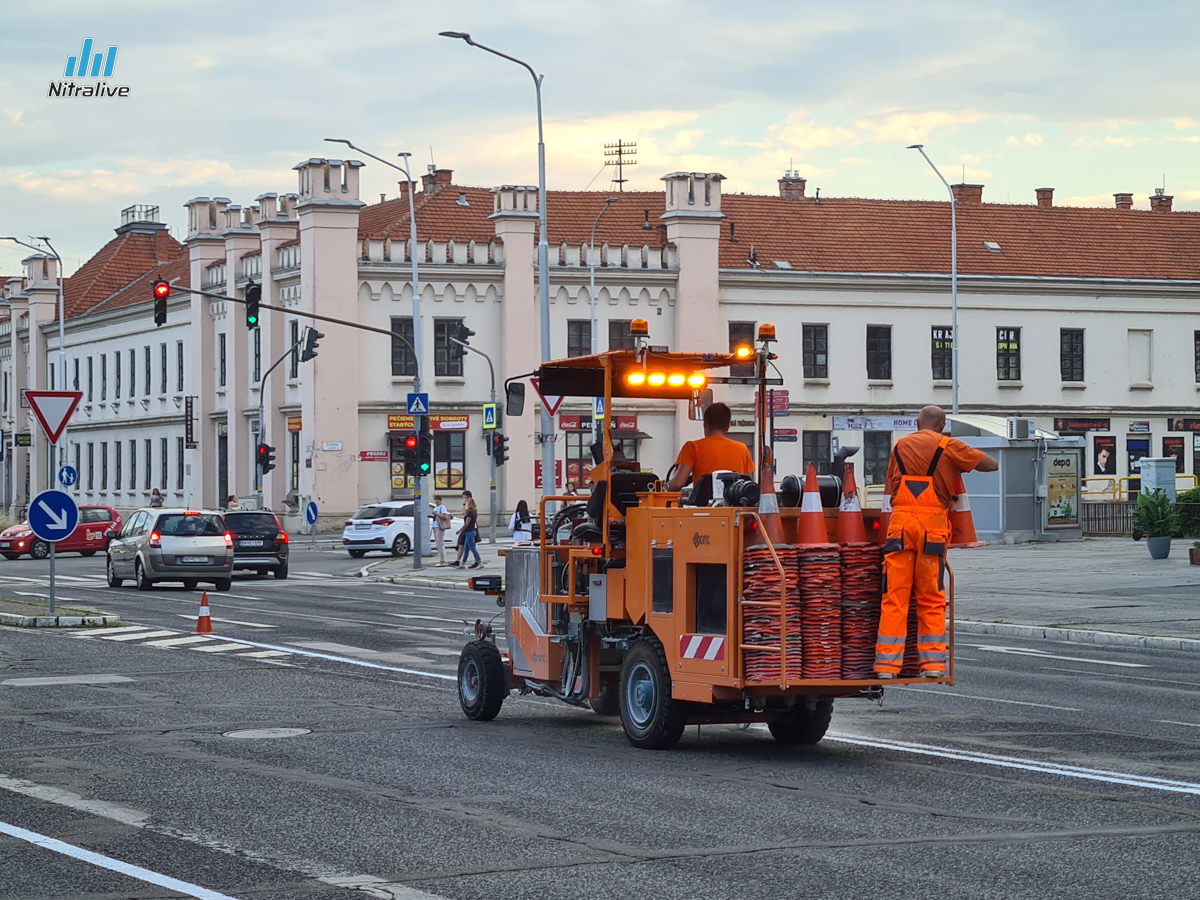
[69,627,291,660]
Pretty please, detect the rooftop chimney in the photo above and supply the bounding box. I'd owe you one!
[951,183,983,204]
[1150,188,1173,213]
[1035,187,1054,208]
[1114,192,1133,210]
[420,168,454,192]
[778,170,806,201]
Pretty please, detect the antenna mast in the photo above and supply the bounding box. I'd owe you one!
[604,140,638,192]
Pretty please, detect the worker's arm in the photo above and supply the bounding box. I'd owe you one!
[974,454,999,473]
[666,463,693,492]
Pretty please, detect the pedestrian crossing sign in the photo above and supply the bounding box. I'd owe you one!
[483,403,497,430]
[406,393,429,415]
[594,397,605,417]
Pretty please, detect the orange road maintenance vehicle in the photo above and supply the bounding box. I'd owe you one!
[456,320,957,750]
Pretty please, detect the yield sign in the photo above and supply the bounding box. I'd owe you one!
[530,378,564,417]
[26,391,82,445]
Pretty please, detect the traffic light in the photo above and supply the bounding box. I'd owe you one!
[402,432,419,477]
[493,432,509,467]
[256,443,276,474]
[152,280,169,326]
[300,328,324,362]
[245,283,261,328]
[417,425,433,476]
[449,323,475,360]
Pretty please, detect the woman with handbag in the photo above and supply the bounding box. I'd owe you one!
[456,491,482,569]
[508,499,533,543]
[431,495,451,566]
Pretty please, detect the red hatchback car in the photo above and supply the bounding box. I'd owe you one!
[0,505,122,560]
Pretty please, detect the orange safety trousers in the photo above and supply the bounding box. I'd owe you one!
[875,437,951,675]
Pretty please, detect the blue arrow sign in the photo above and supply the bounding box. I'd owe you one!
[29,490,79,543]
[406,393,429,415]
[57,466,78,487]
[304,501,319,526]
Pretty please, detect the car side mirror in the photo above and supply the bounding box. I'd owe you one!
[506,382,525,417]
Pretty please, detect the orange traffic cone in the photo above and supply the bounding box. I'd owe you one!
[949,474,987,549]
[754,450,788,547]
[195,592,214,635]
[798,462,832,545]
[877,492,892,546]
[836,462,869,545]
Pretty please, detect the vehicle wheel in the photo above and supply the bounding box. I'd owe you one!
[273,563,288,580]
[80,550,97,558]
[2,553,18,561]
[106,555,124,588]
[768,698,834,745]
[391,534,411,557]
[348,549,366,559]
[458,640,507,721]
[182,579,198,590]
[30,540,50,560]
[134,559,153,592]
[589,680,621,717]
[620,637,686,750]
[215,578,232,592]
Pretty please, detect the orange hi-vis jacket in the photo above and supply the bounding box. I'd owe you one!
[875,435,952,675]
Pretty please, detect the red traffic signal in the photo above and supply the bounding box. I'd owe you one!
[404,435,418,450]
[153,281,170,299]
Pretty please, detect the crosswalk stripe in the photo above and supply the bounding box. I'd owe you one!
[97,630,178,642]
[142,636,218,648]
[72,626,155,638]
[190,642,258,653]
[236,650,291,658]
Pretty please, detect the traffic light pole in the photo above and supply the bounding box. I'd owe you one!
[450,336,498,544]
[254,329,310,500]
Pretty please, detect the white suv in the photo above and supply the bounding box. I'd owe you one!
[342,502,463,558]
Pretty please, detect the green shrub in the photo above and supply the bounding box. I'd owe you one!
[1132,490,1180,538]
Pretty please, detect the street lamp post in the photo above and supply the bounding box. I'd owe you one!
[440,32,555,501]
[325,138,426,569]
[1,236,67,482]
[908,145,958,415]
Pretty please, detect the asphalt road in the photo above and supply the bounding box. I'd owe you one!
[1,548,1199,899]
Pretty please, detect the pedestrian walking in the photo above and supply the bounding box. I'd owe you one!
[431,495,451,566]
[149,488,164,508]
[456,491,482,569]
[509,499,533,543]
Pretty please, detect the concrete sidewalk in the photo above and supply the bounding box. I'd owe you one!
[374,536,1200,650]
[371,539,508,590]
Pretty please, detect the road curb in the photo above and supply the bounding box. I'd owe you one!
[386,574,473,591]
[956,619,1200,653]
[0,613,122,628]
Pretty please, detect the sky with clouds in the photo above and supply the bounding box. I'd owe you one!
[2,0,1198,275]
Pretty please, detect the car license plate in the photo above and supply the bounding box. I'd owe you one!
[180,556,210,564]
[354,523,371,530]
[239,540,264,548]
[0,542,8,548]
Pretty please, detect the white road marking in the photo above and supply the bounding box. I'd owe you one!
[294,641,379,655]
[0,775,148,825]
[1039,666,1200,688]
[295,571,335,578]
[415,648,463,657]
[96,630,178,642]
[175,614,277,628]
[1157,720,1200,729]
[387,612,468,623]
[237,650,291,659]
[0,819,241,900]
[191,642,260,653]
[965,644,1152,668]
[143,636,220,648]
[2,674,133,687]
[825,733,1200,796]
[71,625,151,637]
[215,637,456,680]
[889,686,1081,712]
[384,590,419,596]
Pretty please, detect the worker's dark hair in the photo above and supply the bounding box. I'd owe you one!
[704,402,732,433]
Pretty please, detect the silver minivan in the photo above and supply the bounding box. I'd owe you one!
[107,508,233,591]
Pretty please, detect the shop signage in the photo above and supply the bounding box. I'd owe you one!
[1163,436,1185,472]
[1054,417,1110,434]
[321,442,343,452]
[185,396,197,448]
[560,415,639,431]
[387,414,469,430]
[534,460,563,490]
[359,450,388,462]
[1046,450,1080,528]
[287,415,303,432]
[1128,421,1151,434]
[832,416,917,431]
[15,433,31,447]
[1168,418,1200,432]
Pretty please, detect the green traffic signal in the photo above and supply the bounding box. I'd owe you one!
[245,283,261,328]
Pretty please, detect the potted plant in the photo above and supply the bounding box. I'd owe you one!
[1191,541,1200,566]
[1131,490,1179,559]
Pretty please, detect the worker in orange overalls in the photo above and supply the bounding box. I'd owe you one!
[875,406,998,678]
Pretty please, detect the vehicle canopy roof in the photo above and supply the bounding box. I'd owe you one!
[536,349,743,401]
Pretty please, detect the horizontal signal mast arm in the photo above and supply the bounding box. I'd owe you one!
[161,283,415,355]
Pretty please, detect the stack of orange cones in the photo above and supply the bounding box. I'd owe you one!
[754,451,788,547]
[195,592,214,635]
[948,473,987,548]
[836,462,868,545]
[797,463,830,546]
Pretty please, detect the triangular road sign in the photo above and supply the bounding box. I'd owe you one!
[530,378,564,417]
[26,391,82,445]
